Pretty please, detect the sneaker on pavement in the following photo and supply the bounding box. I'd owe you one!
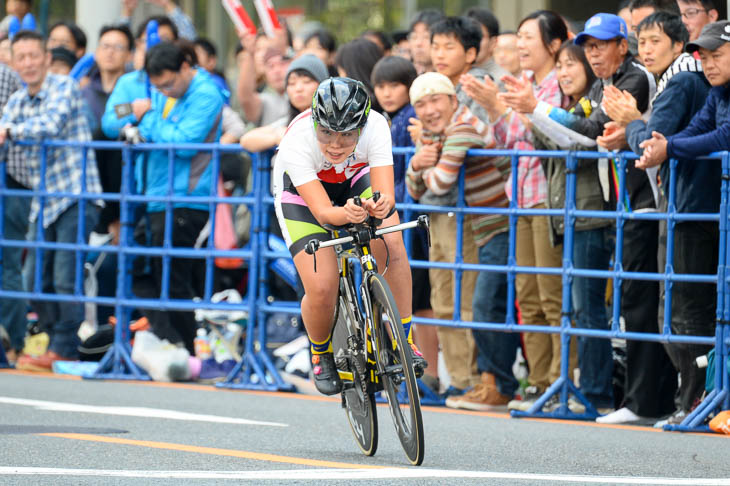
[657,407,696,427]
[507,385,544,412]
[444,386,470,408]
[409,343,427,379]
[596,406,642,424]
[15,351,73,372]
[311,352,342,396]
[454,373,510,411]
[568,397,614,415]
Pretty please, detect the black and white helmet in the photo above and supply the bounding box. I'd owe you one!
[311,77,371,132]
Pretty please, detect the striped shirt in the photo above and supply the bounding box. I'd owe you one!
[406,104,511,246]
[494,69,564,208]
[1,73,102,227]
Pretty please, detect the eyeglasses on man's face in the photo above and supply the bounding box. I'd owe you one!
[582,38,619,53]
[680,7,708,19]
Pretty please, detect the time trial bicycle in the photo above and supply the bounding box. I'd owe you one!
[304,193,429,466]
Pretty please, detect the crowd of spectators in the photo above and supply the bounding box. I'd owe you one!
[0,0,728,429]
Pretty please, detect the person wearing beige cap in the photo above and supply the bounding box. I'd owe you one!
[405,72,519,410]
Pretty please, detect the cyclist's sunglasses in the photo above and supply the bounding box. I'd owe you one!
[314,124,360,145]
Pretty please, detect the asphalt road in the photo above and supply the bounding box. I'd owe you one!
[1,370,729,485]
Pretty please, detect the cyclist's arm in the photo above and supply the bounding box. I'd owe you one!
[368,165,395,218]
[362,112,396,218]
[296,180,367,226]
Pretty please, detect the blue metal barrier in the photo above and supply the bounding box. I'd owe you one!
[0,140,727,432]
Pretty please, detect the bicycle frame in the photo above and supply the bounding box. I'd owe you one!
[306,215,429,387]
[306,213,429,465]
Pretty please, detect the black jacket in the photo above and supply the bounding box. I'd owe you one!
[566,54,656,211]
[81,68,122,234]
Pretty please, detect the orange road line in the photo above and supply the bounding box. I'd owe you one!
[1,369,82,380]
[39,433,386,469]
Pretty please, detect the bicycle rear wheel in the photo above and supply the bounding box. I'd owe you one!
[368,273,424,466]
[332,293,378,456]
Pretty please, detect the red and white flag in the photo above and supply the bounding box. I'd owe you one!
[221,0,257,36]
[253,0,281,38]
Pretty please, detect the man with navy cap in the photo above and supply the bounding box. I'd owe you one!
[570,12,664,421]
[569,13,661,418]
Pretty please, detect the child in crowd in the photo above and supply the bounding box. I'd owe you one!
[372,56,418,202]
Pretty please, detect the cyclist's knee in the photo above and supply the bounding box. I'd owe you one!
[304,278,338,306]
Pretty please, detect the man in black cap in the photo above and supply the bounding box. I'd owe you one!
[638,19,730,425]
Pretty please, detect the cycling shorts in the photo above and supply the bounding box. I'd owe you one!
[274,165,373,256]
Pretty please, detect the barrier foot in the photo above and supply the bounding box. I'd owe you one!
[216,351,293,392]
[0,343,10,369]
[86,340,149,381]
[665,324,730,433]
[415,378,446,406]
[663,388,728,433]
[258,350,295,391]
[511,376,600,421]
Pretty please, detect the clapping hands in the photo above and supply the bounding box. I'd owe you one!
[602,85,641,127]
[498,73,538,114]
[460,73,500,110]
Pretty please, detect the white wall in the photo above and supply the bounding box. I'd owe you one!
[76,0,123,52]
[493,0,548,32]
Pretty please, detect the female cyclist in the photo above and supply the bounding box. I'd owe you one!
[273,77,426,395]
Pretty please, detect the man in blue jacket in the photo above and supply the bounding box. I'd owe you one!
[131,41,224,354]
[637,19,730,425]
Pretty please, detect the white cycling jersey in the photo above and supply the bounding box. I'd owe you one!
[273,109,393,192]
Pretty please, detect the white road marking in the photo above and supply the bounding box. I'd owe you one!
[0,396,287,427]
[0,467,729,484]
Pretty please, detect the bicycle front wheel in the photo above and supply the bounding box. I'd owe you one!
[368,273,424,466]
[332,293,378,457]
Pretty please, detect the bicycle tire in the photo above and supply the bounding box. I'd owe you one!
[368,273,424,466]
[332,293,378,456]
